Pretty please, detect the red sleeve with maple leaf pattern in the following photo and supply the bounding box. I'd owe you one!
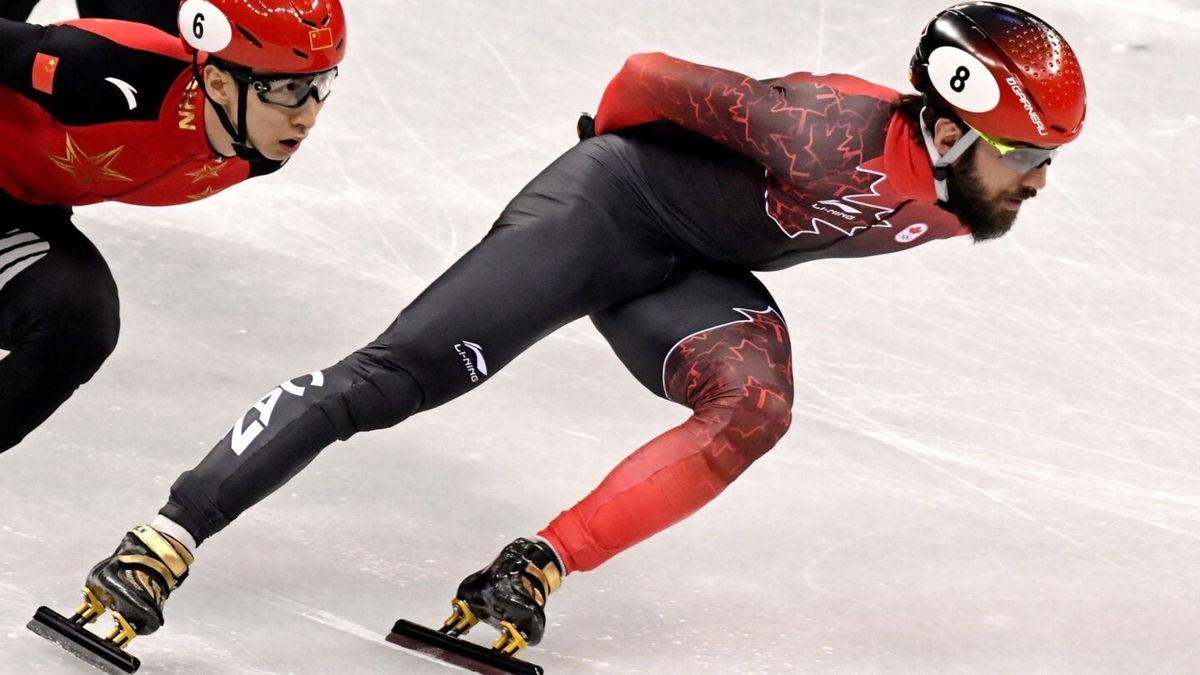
[594,52,899,185]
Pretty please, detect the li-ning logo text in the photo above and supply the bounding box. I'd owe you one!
[810,200,861,222]
[1006,77,1048,136]
[454,341,488,383]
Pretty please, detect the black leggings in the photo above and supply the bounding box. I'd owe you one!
[161,135,794,546]
[0,197,120,452]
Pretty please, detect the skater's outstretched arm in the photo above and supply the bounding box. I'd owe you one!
[0,1,38,22]
[0,1,179,30]
[593,52,898,183]
[0,19,50,87]
[74,0,180,34]
[0,18,186,123]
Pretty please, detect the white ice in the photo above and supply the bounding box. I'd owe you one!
[3,0,1199,673]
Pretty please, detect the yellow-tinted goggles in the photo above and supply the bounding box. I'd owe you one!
[972,126,1058,172]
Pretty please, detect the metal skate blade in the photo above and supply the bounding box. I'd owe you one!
[387,619,544,675]
[27,606,140,674]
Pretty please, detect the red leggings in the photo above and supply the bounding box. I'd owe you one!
[541,309,793,573]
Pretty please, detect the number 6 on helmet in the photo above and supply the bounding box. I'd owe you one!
[177,0,347,75]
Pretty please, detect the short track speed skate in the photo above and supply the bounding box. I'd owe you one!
[386,538,563,675]
[28,524,192,674]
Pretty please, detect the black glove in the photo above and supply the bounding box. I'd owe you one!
[577,112,596,141]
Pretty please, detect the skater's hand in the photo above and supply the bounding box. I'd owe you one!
[577,113,596,141]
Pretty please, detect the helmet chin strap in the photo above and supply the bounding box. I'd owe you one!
[191,54,268,162]
[919,106,979,204]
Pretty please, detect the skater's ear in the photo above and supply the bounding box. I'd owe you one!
[201,64,238,106]
[933,117,965,155]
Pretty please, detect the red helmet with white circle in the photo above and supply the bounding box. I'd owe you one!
[178,0,346,74]
[910,2,1086,147]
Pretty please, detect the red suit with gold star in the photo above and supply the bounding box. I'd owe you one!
[0,17,283,453]
[0,18,281,205]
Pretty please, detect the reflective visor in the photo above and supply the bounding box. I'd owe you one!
[974,127,1059,172]
[236,68,339,108]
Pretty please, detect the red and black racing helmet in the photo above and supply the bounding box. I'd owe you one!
[910,1,1086,146]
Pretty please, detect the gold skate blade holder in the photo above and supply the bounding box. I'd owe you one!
[105,611,139,649]
[441,598,480,636]
[72,587,107,624]
[492,621,528,656]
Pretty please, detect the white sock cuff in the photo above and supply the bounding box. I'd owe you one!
[532,535,568,575]
[151,515,198,556]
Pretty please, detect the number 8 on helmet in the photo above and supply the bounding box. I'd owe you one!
[908,2,1086,196]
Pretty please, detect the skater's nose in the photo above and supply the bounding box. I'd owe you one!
[290,96,322,131]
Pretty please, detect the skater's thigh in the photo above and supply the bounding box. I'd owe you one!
[362,144,679,410]
[590,267,792,403]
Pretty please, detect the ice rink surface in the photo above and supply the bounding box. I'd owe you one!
[3,0,1199,672]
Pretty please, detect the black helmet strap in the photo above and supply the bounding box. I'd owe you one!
[191,53,267,162]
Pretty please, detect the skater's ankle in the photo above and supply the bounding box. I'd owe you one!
[525,537,564,596]
[150,515,197,558]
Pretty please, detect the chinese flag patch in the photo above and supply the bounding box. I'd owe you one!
[308,27,333,51]
[32,52,59,94]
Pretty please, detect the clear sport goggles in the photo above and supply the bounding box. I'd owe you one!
[231,67,339,108]
[971,126,1059,173]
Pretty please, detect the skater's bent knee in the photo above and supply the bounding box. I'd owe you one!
[66,324,120,375]
[21,301,120,382]
[721,387,792,458]
[329,356,424,433]
[691,375,792,481]
[18,320,120,387]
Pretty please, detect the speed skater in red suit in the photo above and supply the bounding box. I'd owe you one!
[0,0,346,453]
[60,1,1086,664]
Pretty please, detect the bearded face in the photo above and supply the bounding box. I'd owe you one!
[944,139,1048,242]
[945,143,1042,242]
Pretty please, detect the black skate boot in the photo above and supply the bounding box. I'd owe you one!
[386,538,563,675]
[28,524,193,673]
[451,538,563,652]
[85,523,194,636]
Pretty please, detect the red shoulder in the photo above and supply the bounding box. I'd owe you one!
[777,72,900,102]
[61,18,186,61]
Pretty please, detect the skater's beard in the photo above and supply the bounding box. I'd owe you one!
[945,146,1038,242]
